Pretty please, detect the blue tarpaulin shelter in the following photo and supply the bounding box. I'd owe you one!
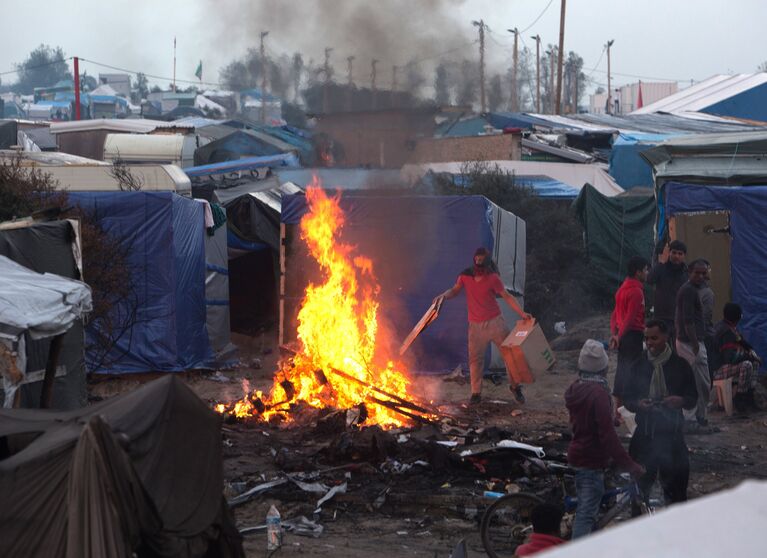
[281,194,526,374]
[68,192,212,373]
[665,182,767,372]
[609,133,675,189]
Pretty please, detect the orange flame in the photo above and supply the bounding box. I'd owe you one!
[220,181,421,427]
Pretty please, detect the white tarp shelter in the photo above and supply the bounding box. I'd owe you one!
[543,480,767,558]
[0,255,92,406]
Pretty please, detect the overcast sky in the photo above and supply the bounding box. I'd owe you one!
[1,0,765,94]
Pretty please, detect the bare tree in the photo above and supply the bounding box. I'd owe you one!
[108,158,144,192]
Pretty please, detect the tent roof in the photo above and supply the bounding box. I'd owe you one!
[632,73,767,115]
[402,160,624,197]
[49,118,190,135]
[0,255,91,341]
[183,153,299,178]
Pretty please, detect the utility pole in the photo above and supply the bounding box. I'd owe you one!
[260,31,269,123]
[531,34,541,113]
[323,47,333,113]
[172,37,177,93]
[371,59,378,109]
[548,47,556,113]
[73,57,81,120]
[555,0,566,114]
[346,55,355,111]
[507,28,519,112]
[573,64,579,113]
[473,20,486,113]
[391,65,399,107]
[606,39,614,114]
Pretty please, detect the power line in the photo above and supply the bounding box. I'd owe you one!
[78,57,224,87]
[519,0,555,34]
[0,57,73,77]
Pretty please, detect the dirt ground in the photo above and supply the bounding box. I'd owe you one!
[91,316,767,557]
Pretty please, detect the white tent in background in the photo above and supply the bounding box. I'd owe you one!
[543,480,767,558]
[401,160,624,197]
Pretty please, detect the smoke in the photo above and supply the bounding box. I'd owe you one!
[210,0,473,92]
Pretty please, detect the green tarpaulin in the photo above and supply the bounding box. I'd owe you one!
[573,184,656,292]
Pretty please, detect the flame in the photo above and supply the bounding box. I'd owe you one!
[218,181,423,428]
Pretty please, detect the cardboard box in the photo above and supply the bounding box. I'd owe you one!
[500,319,556,384]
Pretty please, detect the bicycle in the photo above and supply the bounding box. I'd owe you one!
[480,459,652,558]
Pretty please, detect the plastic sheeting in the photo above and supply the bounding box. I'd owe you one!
[68,192,212,373]
[609,133,674,189]
[0,376,244,558]
[665,182,767,371]
[281,194,526,373]
[0,256,91,341]
[573,184,656,293]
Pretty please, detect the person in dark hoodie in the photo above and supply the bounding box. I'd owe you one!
[610,255,649,404]
[434,247,532,405]
[565,339,644,539]
[623,320,698,508]
[647,239,687,338]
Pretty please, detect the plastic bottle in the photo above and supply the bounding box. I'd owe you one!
[266,505,281,550]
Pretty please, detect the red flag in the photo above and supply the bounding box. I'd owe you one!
[637,81,644,109]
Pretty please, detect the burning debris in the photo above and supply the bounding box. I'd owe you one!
[216,183,437,427]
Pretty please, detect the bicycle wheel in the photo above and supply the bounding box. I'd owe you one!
[480,493,544,558]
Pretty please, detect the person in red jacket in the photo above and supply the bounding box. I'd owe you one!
[515,504,566,556]
[610,256,649,404]
[434,247,531,404]
[565,339,644,539]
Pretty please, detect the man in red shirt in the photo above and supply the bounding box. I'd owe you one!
[610,255,649,404]
[434,247,531,404]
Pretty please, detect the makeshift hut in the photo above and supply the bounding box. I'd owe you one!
[68,192,212,373]
[0,220,90,409]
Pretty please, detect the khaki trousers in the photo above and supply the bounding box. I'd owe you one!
[468,315,513,394]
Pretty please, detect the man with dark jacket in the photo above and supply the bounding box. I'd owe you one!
[565,339,644,539]
[675,259,711,426]
[710,302,761,412]
[610,255,649,403]
[624,320,698,507]
[647,240,687,336]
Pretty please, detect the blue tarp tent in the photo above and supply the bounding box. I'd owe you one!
[281,194,526,374]
[665,182,767,371]
[68,192,212,373]
[609,133,674,189]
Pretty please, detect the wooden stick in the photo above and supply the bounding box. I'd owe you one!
[279,345,440,416]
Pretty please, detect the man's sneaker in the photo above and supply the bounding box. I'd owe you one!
[511,385,526,404]
[469,393,482,405]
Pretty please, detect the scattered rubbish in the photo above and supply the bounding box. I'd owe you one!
[415,530,432,536]
[511,409,524,417]
[283,516,324,538]
[483,491,505,499]
[315,482,347,512]
[373,487,390,509]
[436,440,459,447]
[495,439,546,458]
[554,322,567,335]
[396,531,409,536]
[228,478,288,507]
[266,505,282,551]
[504,483,521,494]
[397,434,410,443]
[443,365,467,384]
[251,358,262,369]
[209,371,230,383]
[224,481,248,499]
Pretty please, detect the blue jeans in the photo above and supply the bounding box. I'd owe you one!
[572,468,605,539]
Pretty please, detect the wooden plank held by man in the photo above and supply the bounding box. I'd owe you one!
[399,296,444,356]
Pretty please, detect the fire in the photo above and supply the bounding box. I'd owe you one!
[218,182,424,428]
